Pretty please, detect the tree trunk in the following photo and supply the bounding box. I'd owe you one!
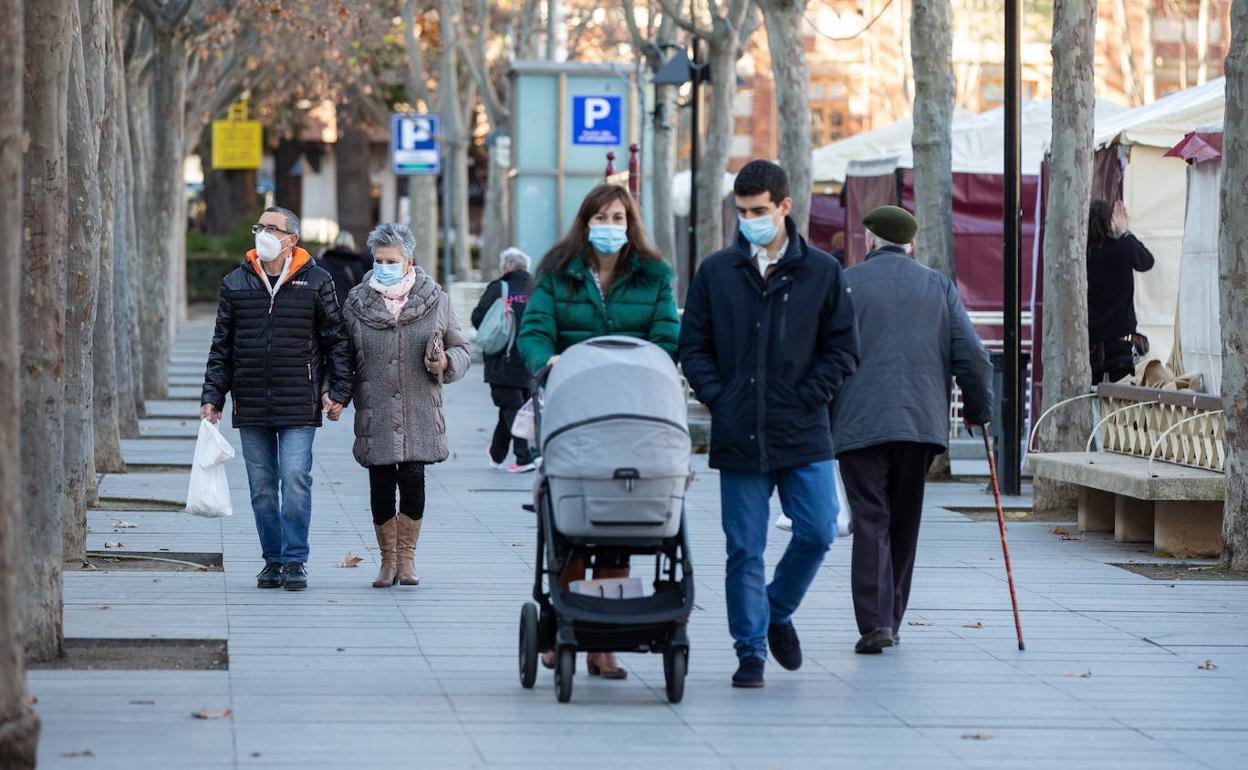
[201,124,259,235]
[1197,0,1211,85]
[401,0,439,276]
[142,30,188,400]
[409,176,439,276]
[1140,0,1157,103]
[92,0,124,475]
[453,123,472,278]
[758,0,812,236]
[0,0,42,760]
[910,0,956,281]
[20,0,72,663]
[695,39,737,262]
[62,0,105,561]
[124,19,152,418]
[480,138,510,279]
[1219,0,1248,572]
[651,80,677,267]
[334,110,374,250]
[274,137,303,219]
[1035,0,1097,517]
[1113,0,1141,104]
[439,0,471,280]
[111,2,140,438]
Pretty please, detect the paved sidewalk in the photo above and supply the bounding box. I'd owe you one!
[29,320,1248,768]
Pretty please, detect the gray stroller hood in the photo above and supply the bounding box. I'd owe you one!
[539,336,690,480]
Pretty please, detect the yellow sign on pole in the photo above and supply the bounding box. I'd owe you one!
[212,101,263,170]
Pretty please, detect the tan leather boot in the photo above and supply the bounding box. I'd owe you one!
[372,517,399,588]
[396,515,422,586]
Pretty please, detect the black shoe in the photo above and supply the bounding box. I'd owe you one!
[282,562,308,591]
[732,656,765,688]
[768,621,803,671]
[256,562,284,589]
[855,627,895,654]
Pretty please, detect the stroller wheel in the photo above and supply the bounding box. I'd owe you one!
[664,647,687,704]
[554,647,575,703]
[519,603,539,689]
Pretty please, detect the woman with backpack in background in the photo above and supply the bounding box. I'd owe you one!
[471,248,536,473]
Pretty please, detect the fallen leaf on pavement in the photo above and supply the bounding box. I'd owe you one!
[25,694,37,705]
[962,621,984,629]
[79,561,96,570]
[61,749,95,758]
[1050,527,1070,536]
[97,605,110,610]
[111,520,138,529]
[960,733,993,741]
[1063,670,1093,678]
[1198,660,1217,670]
[1187,566,1207,572]
[907,620,932,626]
[335,552,363,568]
[191,708,232,720]
[104,541,124,549]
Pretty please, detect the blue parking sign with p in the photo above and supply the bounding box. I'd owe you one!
[391,113,440,175]
[572,96,621,145]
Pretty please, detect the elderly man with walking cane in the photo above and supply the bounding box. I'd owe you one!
[831,206,993,654]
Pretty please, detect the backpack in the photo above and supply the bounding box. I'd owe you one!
[476,280,515,355]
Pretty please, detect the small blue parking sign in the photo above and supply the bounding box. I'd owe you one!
[391,113,440,175]
[572,96,622,145]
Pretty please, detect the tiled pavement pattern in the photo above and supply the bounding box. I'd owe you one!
[28,319,1248,769]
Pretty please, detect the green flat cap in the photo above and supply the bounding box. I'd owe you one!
[863,205,917,244]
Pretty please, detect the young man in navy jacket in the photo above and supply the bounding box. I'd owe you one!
[679,161,859,687]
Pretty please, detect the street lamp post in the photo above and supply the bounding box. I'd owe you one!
[1001,0,1023,495]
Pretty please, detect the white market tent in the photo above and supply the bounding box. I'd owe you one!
[1089,77,1225,369]
[843,99,1127,178]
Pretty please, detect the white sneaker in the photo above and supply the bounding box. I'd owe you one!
[487,447,504,470]
[508,462,537,474]
[775,514,793,532]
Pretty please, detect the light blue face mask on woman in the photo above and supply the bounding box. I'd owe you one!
[588,224,628,255]
[373,261,406,286]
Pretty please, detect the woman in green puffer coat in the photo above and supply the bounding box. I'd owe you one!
[517,183,680,680]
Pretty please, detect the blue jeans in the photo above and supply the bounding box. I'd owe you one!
[720,460,838,660]
[238,426,316,564]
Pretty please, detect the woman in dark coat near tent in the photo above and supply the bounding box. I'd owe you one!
[1087,200,1155,383]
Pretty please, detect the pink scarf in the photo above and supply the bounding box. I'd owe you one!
[369,268,418,319]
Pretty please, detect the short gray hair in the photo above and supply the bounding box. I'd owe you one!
[264,206,300,239]
[499,247,531,274]
[333,231,356,251]
[866,230,904,250]
[366,222,417,259]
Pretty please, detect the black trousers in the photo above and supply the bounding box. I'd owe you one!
[1090,338,1135,384]
[489,384,533,465]
[839,442,939,636]
[368,463,425,525]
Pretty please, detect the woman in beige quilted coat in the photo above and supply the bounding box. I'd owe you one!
[343,223,470,588]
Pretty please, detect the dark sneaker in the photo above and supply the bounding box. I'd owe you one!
[731,656,765,688]
[282,562,308,591]
[855,627,896,655]
[256,562,284,589]
[768,621,803,671]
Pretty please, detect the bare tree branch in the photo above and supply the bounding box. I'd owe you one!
[657,0,715,39]
[402,0,431,104]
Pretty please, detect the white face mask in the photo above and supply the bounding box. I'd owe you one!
[255,230,284,262]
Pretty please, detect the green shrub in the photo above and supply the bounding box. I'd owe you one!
[187,253,243,303]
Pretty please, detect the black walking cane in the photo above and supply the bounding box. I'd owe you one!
[979,425,1025,651]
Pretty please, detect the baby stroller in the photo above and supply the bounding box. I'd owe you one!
[517,337,694,703]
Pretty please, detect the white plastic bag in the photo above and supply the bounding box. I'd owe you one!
[775,460,854,537]
[185,419,235,518]
[511,396,537,442]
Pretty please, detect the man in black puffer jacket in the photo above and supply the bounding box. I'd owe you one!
[200,206,353,592]
[679,160,859,688]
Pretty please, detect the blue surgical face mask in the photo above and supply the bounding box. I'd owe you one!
[739,212,780,247]
[373,261,406,286]
[588,224,628,255]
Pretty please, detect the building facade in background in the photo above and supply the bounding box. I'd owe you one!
[728,0,1232,170]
